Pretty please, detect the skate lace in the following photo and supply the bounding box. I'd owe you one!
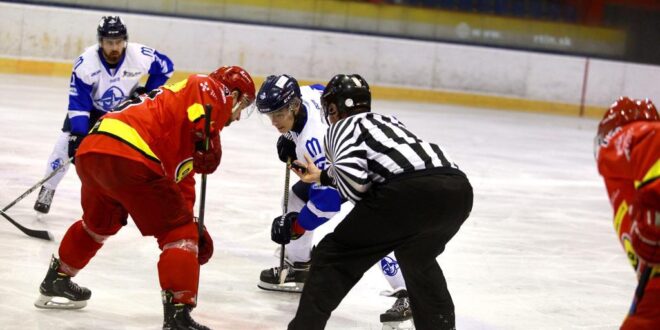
[272,261,295,274]
[388,297,410,313]
[176,305,209,330]
[63,278,86,295]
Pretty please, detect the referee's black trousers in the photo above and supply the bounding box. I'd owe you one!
[288,169,473,330]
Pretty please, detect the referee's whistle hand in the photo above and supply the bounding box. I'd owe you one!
[291,154,321,184]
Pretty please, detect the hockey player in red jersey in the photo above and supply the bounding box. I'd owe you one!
[595,96,660,330]
[34,66,256,330]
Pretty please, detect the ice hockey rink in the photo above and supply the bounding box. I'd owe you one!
[0,73,634,330]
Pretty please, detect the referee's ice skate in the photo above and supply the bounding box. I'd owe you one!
[381,289,414,330]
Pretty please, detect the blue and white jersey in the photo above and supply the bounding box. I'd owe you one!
[67,42,174,135]
[286,85,328,170]
[286,85,341,230]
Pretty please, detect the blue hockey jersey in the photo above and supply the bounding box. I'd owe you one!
[67,42,174,135]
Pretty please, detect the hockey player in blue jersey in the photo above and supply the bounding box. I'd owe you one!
[34,16,174,214]
[255,75,413,327]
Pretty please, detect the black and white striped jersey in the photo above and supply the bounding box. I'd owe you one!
[324,112,459,203]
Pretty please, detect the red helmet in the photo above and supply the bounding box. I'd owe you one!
[596,96,659,143]
[209,66,256,105]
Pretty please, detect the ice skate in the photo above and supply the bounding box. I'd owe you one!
[162,290,210,330]
[381,289,414,330]
[257,259,310,293]
[34,186,55,214]
[34,255,91,309]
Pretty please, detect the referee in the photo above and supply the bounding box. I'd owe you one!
[288,74,473,330]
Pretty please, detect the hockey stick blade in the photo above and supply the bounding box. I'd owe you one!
[0,209,53,241]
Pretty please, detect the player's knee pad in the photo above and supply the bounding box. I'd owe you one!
[58,220,105,274]
[157,243,199,305]
[155,221,199,250]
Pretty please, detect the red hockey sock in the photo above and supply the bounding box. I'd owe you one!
[58,220,104,274]
[158,247,199,305]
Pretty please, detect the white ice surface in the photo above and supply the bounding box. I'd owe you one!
[0,74,634,329]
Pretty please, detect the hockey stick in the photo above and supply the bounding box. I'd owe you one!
[195,104,212,302]
[629,215,660,314]
[2,157,73,213]
[197,104,213,249]
[278,159,291,284]
[0,209,52,240]
[0,158,70,240]
[629,265,653,314]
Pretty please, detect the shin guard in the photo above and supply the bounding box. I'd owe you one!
[58,220,104,274]
[158,244,199,305]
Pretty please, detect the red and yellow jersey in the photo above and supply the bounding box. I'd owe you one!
[597,121,660,279]
[77,74,233,208]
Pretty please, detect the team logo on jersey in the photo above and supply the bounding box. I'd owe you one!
[200,81,218,100]
[95,86,126,111]
[200,81,210,93]
[175,158,194,183]
[380,256,399,277]
[622,233,639,271]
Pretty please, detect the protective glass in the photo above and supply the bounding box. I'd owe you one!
[263,102,295,121]
[233,94,256,117]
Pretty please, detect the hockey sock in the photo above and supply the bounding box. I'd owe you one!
[158,246,199,306]
[58,220,104,274]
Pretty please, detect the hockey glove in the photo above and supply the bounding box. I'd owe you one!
[632,207,660,265]
[271,212,305,245]
[277,135,297,163]
[631,187,660,264]
[198,225,214,265]
[68,133,84,164]
[130,86,148,100]
[192,134,222,174]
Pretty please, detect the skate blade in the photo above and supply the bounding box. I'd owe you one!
[34,294,87,310]
[257,281,304,293]
[382,319,415,330]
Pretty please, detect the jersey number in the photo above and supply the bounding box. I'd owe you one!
[73,56,84,70]
[113,89,162,112]
[141,47,154,57]
[305,138,326,170]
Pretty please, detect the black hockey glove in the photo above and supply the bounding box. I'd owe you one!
[68,133,84,164]
[129,86,148,100]
[276,135,297,163]
[271,212,304,245]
